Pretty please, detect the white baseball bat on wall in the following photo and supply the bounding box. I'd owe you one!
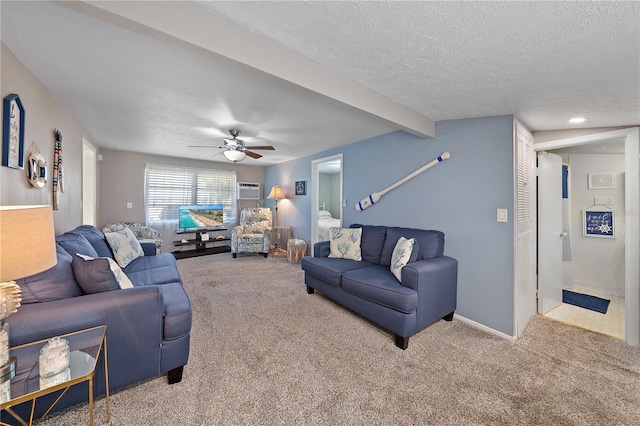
[355,152,451,212]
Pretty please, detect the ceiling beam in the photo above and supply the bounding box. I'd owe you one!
[60,1,435,139]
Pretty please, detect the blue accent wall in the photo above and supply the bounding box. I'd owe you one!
[265,115,516,335]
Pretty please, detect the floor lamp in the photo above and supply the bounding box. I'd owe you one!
[267,184,285,251]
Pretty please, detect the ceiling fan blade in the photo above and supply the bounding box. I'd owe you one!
[245,150,263,159]
[210,151,225,158]
[245,145,275,151]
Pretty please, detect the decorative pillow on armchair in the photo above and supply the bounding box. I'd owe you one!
[104,227,145,268]
[328,227,362,261]
[390,237,419,282]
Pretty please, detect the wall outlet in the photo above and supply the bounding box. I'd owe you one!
[127,202,133,209]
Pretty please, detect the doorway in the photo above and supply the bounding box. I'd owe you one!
[534,128,639,346]
[82,138,97,226]
[311,154,343,248]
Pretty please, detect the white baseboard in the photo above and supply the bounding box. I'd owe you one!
[453,314,516,342]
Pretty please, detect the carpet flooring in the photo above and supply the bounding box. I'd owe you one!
[40,254,640,425]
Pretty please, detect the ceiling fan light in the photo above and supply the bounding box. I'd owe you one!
[223,150,247,162]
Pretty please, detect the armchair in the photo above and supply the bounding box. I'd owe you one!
[101,222,163,253]
[231,208,272,258]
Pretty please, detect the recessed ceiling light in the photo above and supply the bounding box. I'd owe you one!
[569,117,586,123]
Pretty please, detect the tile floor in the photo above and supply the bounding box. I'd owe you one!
[544,287,625,339]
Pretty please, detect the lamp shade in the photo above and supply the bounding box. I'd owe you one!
[267,184,285,200]
[223,150,246,162]
[0,205,57,282]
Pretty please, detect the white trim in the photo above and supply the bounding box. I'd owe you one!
[454,314,517,342]
[311,154,343,249]
[534,128,631,152]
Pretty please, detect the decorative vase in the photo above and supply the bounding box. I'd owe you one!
[39,336,70,378]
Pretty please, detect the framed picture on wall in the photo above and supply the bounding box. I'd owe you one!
[2,94,25,170]
[588,172,615,189]
[295,180,306,196]
[583,209,615,238]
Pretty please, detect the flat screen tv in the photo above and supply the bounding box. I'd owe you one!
[178,204,224,230]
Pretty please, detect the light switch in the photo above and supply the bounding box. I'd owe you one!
[595,196,613,205]
[342,199,347,207]
[127,202,133,209]
[497,209,508,223]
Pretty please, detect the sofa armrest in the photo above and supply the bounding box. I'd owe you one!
[140,241,157,256]
[401,256,458,322]
[314,241,330,257]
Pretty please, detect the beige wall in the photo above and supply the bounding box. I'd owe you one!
[98,149,264,228]
[1,42,99,234]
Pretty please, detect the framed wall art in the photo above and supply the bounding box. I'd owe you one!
[295,180,306,196]
[588,172,615,189]
[583,209,615,238]
[2,94,25,169]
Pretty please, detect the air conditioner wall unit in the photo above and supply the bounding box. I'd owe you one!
[238,182,261,200]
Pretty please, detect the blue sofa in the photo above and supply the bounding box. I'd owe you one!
[301,224,457,349]
[3,225,191,422]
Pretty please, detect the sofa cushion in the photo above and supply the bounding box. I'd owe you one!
[65,225,113,258]
[390,237,418,282]
[72,254,134,293]
[342,265,418,314]
[328,227,362,261]
[301,257,374,287]
[380,228,444,266]
[104,227,145,268]
[17,243,83,304]
[56,233,99,259]
[350,224,387,264]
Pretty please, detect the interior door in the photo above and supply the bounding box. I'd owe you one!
[537,151,564,314]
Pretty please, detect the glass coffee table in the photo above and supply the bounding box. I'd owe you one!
[1,325,110,426]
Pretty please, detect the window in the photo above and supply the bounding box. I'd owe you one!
[145,163,237,227]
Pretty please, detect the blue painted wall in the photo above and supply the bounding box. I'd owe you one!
[265,115,516,335]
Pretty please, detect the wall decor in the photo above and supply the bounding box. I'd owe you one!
[355,152,450,211]
[26,141,47,189]
[583,209,615,238]
[2,94,25,169]
[588,172,615,189]
[53,129,64,210]
[295,180,306,196]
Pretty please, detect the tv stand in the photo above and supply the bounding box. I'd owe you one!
[172,228,230,259]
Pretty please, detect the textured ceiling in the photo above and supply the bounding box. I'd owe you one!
[201,1,640,131]
[2,1,638,166]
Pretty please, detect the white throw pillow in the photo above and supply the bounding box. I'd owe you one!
[104,227,145,268]
[328,227,362,261]
[390,237,416,282]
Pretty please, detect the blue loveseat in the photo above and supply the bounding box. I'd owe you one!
[301,224,458,349]
[3,225,191,423]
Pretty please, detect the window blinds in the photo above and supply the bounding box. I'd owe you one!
[145,163,237,225]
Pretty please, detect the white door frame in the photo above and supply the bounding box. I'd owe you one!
[82,138,98,226]
[534,127,639,346]
[311,154,343,248]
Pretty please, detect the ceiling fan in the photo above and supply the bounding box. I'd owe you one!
[189,129,275,162]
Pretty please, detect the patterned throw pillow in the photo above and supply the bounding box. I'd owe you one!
[328,227,362,261]
[104,227,145,268]
[72,253,134,293]
[390,237,416,282]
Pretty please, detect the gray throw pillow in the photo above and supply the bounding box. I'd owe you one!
[71,253,134,294]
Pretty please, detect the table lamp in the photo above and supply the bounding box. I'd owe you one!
[0,206,57,371]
